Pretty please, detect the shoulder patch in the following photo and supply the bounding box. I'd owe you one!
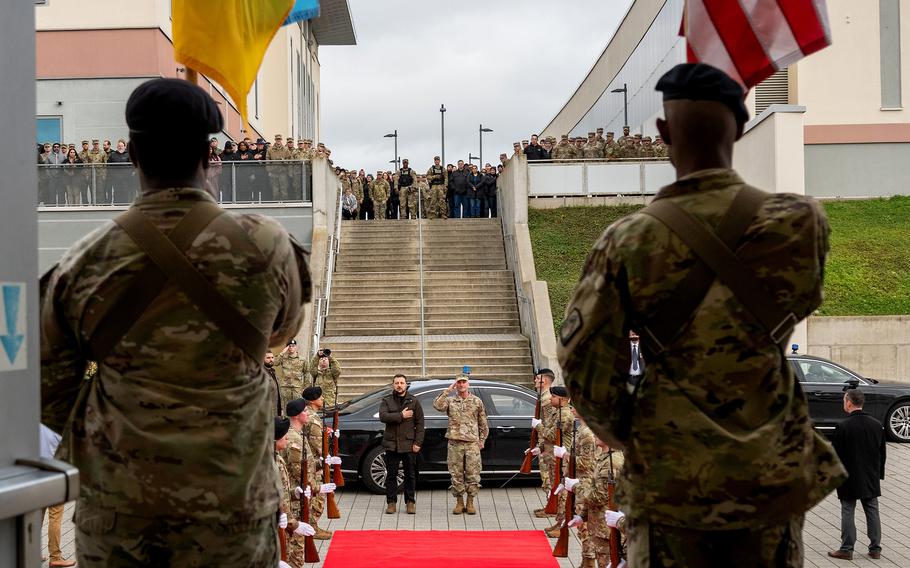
[560,308,583,346]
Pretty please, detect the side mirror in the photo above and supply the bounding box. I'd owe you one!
[842,378,860,392]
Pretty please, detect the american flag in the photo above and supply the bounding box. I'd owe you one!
[681,0,832,89]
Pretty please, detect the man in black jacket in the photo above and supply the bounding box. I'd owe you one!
[448,160,470,218]
[524,134,549,161]
[828,389,887,561]
[379,374,425,514]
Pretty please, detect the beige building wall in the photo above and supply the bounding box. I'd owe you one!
[36,0,164,30]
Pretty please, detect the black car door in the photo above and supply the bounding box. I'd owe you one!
[414,388,451,474]
[796,358,865,431]
[477,386,537,471]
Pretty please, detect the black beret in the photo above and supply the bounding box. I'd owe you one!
[655,63,748,126]
[549,386,569,397]
[275,417,290,440]
[317,348,331,357]
[536,368,555,377]
[286,398,307,417]
[125,78,223,140]
[302,386,323,401]
[287,339,298,346]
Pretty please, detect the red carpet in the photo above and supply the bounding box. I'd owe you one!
[321,530,559,568]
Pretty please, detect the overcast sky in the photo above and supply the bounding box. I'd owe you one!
[318,0,633,174]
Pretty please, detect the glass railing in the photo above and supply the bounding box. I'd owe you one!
[36,161,312,206]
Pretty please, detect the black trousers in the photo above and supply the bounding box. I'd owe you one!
[384,450,416,504]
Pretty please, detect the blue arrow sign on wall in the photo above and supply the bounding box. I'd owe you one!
[1,284,24,365]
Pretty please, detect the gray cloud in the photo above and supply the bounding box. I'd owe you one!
[318,0,633,173]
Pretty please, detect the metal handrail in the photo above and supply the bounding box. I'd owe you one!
[417,186,428,378]
[312,179,344,355]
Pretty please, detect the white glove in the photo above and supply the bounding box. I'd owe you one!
[554,483,565,495]
[605,509,625,528]
[531,447,541,456]
[319,483,337,494]
[553,446,568,459]
[531,418,542,428]
[294,486,312,499]
[278,512,288,529]
[607,561,627,568]
[567,514,584,528]
[293,522,315,537]
[564,477,580,492]
[326,456,342,465]
[333,429,341,438]
[279,561,292,568]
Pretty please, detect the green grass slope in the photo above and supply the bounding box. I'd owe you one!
[528,196,910,333]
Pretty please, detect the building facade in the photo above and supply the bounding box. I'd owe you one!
[35,0,355,147]
[543,0,910,198]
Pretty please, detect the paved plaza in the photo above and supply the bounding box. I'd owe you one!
[44,443,908,567]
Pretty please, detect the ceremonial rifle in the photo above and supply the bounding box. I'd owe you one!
[544,405,563,514]
[332,380,345,487]
[553,419,577,557]
[300,446,319,562]
[608,449,620,568]
[519,378,543,474]
[278,508,289,564]
[323,425,341,519]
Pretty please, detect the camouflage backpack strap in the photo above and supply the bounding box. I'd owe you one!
[639,185,798,352]
[88,201,225,360]
[92,200,269,361]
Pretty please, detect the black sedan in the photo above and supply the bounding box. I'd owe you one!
[326,379,540,494]
[788,353,910,442]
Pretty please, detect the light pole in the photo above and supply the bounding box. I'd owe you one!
[479,124,493,167]
[611,83,628,130]
[383,130,398,172]
[468,154,480,167]
[440,104,446,166]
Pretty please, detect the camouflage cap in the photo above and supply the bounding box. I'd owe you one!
[606,131,614,136]
[434,155,441,160]
[81,139,89,144]
[92,139,100,143]
[274,134,282,140]
[455,373,470,382]
[587,132,595,136]
[522,140,529,144]
[561,134,569,139]
[596,127,604,133]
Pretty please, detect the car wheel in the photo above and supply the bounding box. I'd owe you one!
[360,445,405,494]
[886,401,910,442]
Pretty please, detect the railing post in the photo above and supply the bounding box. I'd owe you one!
[231,162,237,203]
[417,185,427,379]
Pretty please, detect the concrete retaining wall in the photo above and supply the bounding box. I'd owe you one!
[806,316,910,384]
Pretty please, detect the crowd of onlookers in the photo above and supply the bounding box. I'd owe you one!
[502,127,667,162]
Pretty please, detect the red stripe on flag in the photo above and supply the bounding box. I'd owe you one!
[775,0,830,55]
[687,43,697,64]
[701,0,775,86]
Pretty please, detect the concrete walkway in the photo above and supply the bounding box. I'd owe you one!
[43,443,909,567]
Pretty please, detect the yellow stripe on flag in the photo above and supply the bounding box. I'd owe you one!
[172,0,295,127]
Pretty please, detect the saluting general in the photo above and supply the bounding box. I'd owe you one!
[558,63,846,567]
[39,78,311,567]
[434,374,489,516]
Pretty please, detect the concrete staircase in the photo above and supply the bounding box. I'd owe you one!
[321,218,535,400]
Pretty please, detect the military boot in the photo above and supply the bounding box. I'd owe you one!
[545,523,561,538]
[534,507,554,518]
[406,502,416,515]
[385,502,396,514]
[453,495,465,515]
[465,495,476,515]
[312,523,333,540]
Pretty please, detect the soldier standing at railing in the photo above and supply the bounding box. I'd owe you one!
[84,139,108,205]
[267,134,292,201]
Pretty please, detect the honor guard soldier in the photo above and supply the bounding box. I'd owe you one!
[302,387,336,540]
[40,78,310,566]
[559,63,846,566]
[308,348,341,406]
[433,374,488,515]
[277,339,307,403]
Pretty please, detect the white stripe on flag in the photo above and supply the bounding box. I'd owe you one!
[738,0,804,70]
[687,0,745,86]
[813,0,832,42]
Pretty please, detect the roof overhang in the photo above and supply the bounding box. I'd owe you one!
[312,0,356,46]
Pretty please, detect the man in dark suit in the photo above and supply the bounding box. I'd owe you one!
[828,388,887,561]
[627,330,645,391]
[378,374,425,514]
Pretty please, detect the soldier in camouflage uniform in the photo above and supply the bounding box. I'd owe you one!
[573,431,625,568]
[274,416,315,568]
[276,339,306,404]
[40,78,311,567]
[582,132,603,160]
[540,386,575,538]
[558,63,846,567]
[397,159,418,219]
[603,132,618,160]
[413,175,430,219]
[308,348,341,406]
[433,374,489,515]
[301,386,336,540]
[512,142,523,158]
[84,140,108,204]
[284,399,309,565]
[616,125,631,145]
[426,156,448,219]
[551,135,576,160]
[652,136,668,158]
[371,173,390,220]
[267,134,293,200]
[530,369,555,509]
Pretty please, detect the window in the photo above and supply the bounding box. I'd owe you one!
[416,390,446,417]
[485,390,535,417]
[36,117,61,144]
[880,0,902,108]
[797,361,857,384]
